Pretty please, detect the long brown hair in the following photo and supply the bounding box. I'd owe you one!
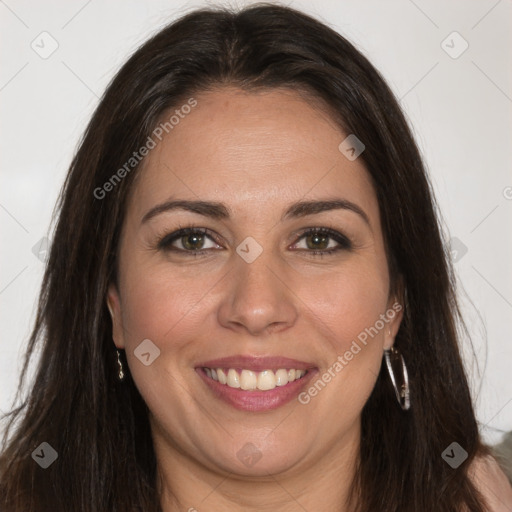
[0,4,490,511]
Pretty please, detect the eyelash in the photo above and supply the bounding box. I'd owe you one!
[156,224,352,257]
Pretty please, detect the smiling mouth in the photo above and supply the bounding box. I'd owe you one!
[202,367,308,391]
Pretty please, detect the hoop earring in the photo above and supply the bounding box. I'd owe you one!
[116,349,125,382]
[384,346,410,410]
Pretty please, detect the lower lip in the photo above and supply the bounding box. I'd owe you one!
[196,368,317,412]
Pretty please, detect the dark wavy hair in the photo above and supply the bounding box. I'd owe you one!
[0,4,491,511]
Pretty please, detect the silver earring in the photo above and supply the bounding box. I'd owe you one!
[116,349,125,381]
[384,346,410,410]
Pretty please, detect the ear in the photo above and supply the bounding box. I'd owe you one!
[107,283,125,350]
[383,282,405,350]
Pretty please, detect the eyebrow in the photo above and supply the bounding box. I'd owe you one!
[141,198,370,226]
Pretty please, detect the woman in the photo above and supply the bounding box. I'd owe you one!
[1,4,511,511]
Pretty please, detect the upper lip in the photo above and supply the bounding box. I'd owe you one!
[197,355,316,372]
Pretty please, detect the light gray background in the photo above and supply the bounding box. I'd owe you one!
[1,0,511,445]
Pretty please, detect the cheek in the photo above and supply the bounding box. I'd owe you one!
[117,263,207,409]
[296,260,390,354]
[119,260,216,346]
[294,263,389,422]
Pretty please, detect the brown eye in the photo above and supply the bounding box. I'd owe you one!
[181,232,206,250]
[305,232,330,250]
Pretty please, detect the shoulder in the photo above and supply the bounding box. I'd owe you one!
[468,454,512,511]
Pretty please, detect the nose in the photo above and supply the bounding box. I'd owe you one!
[217,251,298,336]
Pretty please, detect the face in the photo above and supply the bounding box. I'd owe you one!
[107,87,403,478]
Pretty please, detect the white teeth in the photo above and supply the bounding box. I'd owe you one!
[227,368,240,388]
[275,369,289,386]
[240,370,257,390]
[204,367,307,391]
[257,370,276,390]
[217,368,227,385]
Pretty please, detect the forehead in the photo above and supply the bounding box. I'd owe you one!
[128,87,379,223]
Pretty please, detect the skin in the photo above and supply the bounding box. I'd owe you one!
[107,87,403,512]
